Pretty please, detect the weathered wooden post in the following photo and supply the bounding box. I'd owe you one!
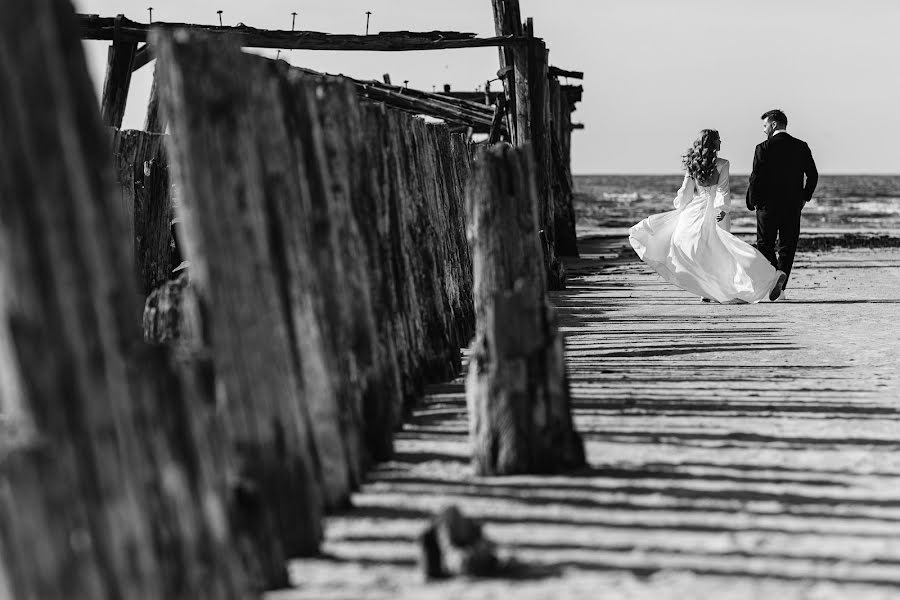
[491,0,525,144]
[549,75,580,256]
[490,1,565,289]
[145,62,168,133]
[153,31,328,551]
[100,15,137,127]
[0,0,250,596]
[110,129,179,294]
[465,144,585,475]
[549,76,579,257]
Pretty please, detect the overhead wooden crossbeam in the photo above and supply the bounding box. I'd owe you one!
[79,14,526,52]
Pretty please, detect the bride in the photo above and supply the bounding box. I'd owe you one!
[629,129,786,304]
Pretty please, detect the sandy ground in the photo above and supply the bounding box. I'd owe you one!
[276,236,900,600]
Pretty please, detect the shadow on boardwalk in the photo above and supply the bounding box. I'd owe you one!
[280,236,900,600]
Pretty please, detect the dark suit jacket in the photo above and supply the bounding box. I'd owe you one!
[746,132,818,211]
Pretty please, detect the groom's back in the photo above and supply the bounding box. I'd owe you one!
[757,133,814,207]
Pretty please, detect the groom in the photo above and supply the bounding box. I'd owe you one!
[746,109,818,300]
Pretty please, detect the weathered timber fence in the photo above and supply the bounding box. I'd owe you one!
[0,1,582,594]
[152,29,475,509]
[82,7,584,280]
[466,144,585,475]
[0,1,253,597]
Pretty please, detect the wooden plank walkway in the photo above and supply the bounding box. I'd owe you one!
[281,235,900,600]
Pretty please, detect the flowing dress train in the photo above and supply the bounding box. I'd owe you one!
[629,158,780,304]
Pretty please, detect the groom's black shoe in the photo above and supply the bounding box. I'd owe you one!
[769,271,787,301]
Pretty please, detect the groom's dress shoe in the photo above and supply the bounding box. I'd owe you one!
[773,289,786,302]
[770,271,787,301]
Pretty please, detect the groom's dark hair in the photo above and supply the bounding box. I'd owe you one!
[761,109,788,127]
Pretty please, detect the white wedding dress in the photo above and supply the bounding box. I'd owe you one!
[629,157,781,304]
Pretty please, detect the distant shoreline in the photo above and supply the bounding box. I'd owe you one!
[573,173,900,177]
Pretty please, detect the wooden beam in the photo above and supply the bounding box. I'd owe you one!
[549,66,583,80]
[441,90,503,104]
[357,85,495,128]
[144,63,166,133]
[291,66,504,133]
[490,0,527,145]
[132,43,153,71]
[100,36,137,128]
[487,96,507,144]
[79,14,526,51]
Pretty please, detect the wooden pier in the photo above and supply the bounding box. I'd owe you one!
[0,0,586,596]
[6,0,898,598]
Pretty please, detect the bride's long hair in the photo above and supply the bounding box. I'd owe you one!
[682,129,720,185]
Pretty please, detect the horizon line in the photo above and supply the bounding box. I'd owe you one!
[573,172,900,177]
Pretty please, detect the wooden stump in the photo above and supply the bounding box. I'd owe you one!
[465,144,584,476]
[0,0,250,596]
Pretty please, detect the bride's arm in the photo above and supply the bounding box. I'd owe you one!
[673,174,694,210]
[714,160,731,219]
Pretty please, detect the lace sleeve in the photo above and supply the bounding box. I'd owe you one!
[673,174,694,210]
[714,160,731,213]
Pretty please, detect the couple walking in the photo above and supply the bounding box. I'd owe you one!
[630,109,818,303]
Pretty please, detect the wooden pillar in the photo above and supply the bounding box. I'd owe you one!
[145,62,168,133]
[465,144,585,475]
[560,88,577,187]
[153,31,327,555]
[100,16,137,128]
[110,129,179,294]
[549,77,578,257]
[526,32,565,287]
[490,0,524,143]
[0,0,250,597]
[490,2,565,289]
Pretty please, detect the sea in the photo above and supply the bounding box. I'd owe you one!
[573,174,900,233]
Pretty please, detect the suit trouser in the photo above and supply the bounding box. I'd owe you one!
[756,206,802,288]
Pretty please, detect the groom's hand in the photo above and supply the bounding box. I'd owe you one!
[716,211,726,222]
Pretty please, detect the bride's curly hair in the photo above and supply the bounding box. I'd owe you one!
[682,129,720,185]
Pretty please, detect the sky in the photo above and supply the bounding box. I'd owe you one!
[75,0,900,174]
